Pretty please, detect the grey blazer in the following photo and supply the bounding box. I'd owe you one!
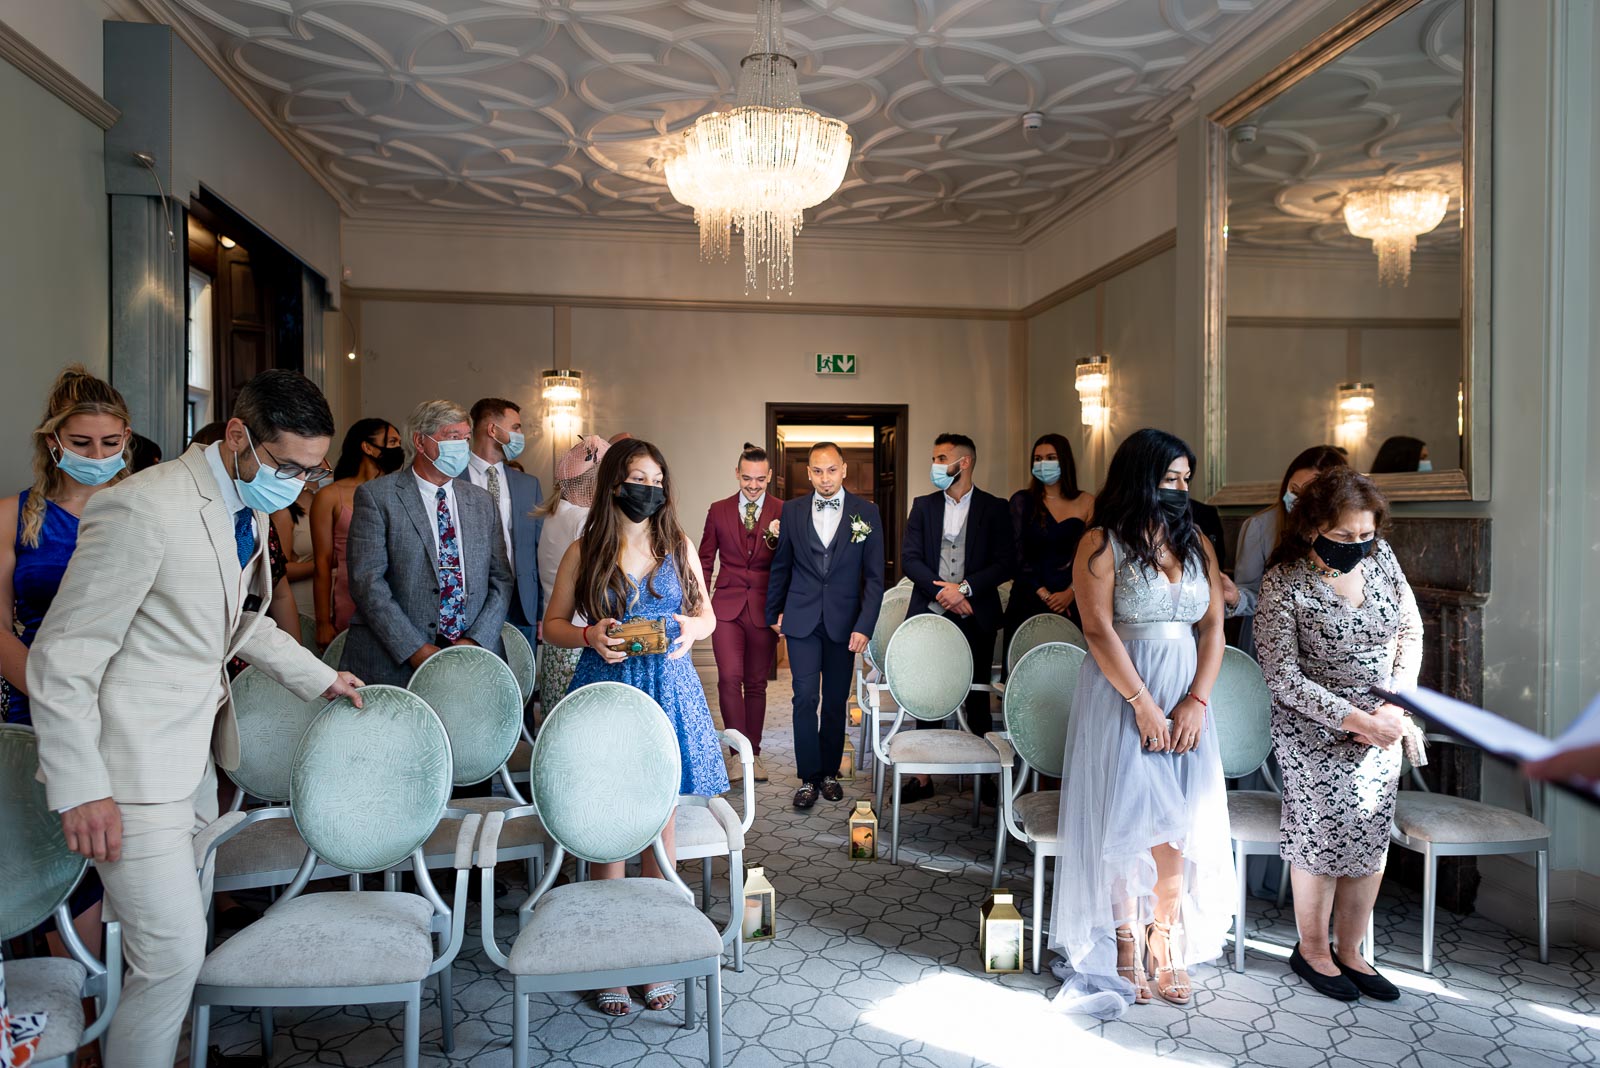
[340,468,513,686]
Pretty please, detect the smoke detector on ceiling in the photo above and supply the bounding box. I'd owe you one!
[1022,112,1044,131]
[1233,124,1259,144]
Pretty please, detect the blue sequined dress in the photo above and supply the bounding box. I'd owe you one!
[7,491,80,724]
[569,559,730,797]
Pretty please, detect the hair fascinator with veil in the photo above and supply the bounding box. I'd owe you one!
[557,435,609,507]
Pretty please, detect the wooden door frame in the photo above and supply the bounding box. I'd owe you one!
[765,401,910,577]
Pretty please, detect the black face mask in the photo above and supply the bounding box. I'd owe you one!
[617,483,667,523]
[1312,535,1374,575]
[372,445,405,474]
[1156,488,1190,521]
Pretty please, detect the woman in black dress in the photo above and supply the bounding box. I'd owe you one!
[1004,433,1095,656]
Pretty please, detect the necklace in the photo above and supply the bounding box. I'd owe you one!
[1309,558,1343,579]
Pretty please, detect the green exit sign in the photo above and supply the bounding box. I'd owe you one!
[816,353,857,375]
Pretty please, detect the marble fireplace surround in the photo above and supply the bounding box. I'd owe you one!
[1220,514,1490,912]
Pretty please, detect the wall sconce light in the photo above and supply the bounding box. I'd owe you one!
[1075,355,1109,427]
[541,368,585,439]
[1336,381,1375,437]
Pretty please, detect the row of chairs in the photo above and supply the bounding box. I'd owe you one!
[2,679,741,1068]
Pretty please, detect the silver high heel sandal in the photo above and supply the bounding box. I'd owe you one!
[1146,919,1192,1006]
[1115,926,1152,1005]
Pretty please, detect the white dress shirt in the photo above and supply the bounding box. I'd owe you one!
[942,488,973,541]
[812,491,845,546]
[415,470,467,597]
[203,442,258,549]
[466,451,515,567]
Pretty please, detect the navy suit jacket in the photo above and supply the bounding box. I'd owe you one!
[765,491,885,644]
[901,487,1014,632]
[504,467,545,625]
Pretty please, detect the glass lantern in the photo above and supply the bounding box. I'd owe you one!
[742,866,776,942]
[848,699,863,728]
[838,737,856,782]
[848,800,877,861]
[979,889,1025,974]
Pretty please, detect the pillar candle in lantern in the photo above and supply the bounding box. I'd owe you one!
[848,800,877,861]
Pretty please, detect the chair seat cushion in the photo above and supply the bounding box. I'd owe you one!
[888,730,1001,768]
[1393,792,1550,845]
[1228,791,1283,844]
[508,738,532,774]
[674,806,728,853]
[215,816,310,879]
[7,957,87,1062]
[421,797,547,862]
[199,892,436,988]
[508,878,722,976]
[1014,790,1060,844]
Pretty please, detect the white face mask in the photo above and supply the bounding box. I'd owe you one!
[1282,490,1298,513]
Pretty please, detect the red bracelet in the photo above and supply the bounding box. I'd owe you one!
[581,624,592,646]
[1187,691,1209,708]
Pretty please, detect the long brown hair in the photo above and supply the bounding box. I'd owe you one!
[1267,465,1391,570]
[1026,432,1082,520]
[1267,444,1348,522]
[22,366,132,548]
[574,438,703,622]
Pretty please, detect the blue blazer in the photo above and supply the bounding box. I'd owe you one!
[902,487,1014,631]
[765,491,885,644]
[504,467,545,626]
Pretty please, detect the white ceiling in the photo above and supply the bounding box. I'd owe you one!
[151,0,1270,236]
[1225,0,1464,258]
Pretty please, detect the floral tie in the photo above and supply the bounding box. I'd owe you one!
[436,488,465,640]
[743,499,758,531]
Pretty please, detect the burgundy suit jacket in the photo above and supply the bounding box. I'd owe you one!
[699,493,783,626]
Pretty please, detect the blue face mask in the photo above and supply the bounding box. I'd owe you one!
[429,436,471,479]
[235,430,308,514]
[52,434,126,487]
[1417,459,1433,473]
[1282,490,1298,513]
[930,461,959,492]
[500,429,526,462]
[1032,460,1061,486]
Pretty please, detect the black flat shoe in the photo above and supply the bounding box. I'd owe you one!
[1335,954,1401,1001]
[899,779,935,804]
[820,776,844,802]
[208,1047,269,1068]
[793,782,819,809]
[1290,943,1360,1001]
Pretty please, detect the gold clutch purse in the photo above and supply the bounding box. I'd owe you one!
[607,618,669,657]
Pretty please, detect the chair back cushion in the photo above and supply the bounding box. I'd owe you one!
[884,614,973,722]
[531,682,681,864]
[866,586,912,672]
[1002,642,1085,779]
[0,726,88,938]
[291,685,453,873]
[228,666,331,802]
[1006,613,1086,674]
[320,628,347,669]
[500,622,538,705]
[1212,647,1273,779]
[407,645,523,786]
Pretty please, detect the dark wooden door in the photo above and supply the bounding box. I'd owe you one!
[214,241,272,417]
[875,420,900,581]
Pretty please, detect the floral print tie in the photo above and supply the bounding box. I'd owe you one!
[743,499,758,531]
[436,487,465,640]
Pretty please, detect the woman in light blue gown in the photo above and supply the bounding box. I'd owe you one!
[1049,429,1235,1017]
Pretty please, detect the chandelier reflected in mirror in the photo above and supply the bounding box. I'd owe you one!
[1342,185,1451,287]
[664,0,851,296]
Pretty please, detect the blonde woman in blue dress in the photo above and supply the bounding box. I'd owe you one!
[1049,429,1236,1017]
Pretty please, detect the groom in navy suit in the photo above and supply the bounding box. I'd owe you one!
[767,441,885,809]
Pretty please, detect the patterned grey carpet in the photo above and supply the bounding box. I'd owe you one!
[208,669,1600,1066]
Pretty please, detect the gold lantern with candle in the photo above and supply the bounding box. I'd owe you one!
[848,800,877,861]
[839,737,857,782]
[742,866,776,942]
[848,699,862,727]
[979,889,1025,974]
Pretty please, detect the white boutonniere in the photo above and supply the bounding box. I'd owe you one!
[849,514,872,544]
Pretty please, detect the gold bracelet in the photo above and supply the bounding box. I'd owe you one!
[1124,683,1146,705]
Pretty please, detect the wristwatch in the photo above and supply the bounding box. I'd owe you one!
[958,581,972,598]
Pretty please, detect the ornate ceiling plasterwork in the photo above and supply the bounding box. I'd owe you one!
[152,0,1270,236]
[1225,0,1464,259]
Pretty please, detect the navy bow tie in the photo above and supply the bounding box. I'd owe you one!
[815,497,842,511]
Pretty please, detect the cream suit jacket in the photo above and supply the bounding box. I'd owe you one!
[27,444,338,811]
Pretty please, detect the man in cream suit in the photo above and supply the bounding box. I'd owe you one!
[28,370,364,1068]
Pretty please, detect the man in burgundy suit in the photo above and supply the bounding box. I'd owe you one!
[698,443,783,782]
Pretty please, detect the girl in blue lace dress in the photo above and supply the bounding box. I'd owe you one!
[543,437,726,1017]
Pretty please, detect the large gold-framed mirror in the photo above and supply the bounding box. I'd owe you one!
[1203,0,1490,504]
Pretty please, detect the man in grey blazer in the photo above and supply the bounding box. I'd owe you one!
[28,370,364,1068]
[466,397,543,646]
[340,398,513,687]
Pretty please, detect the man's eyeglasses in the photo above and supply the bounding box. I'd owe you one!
[260,443,333,483]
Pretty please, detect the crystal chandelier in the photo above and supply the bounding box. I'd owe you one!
[664,0,851,295]
[1342,185,1450,286]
